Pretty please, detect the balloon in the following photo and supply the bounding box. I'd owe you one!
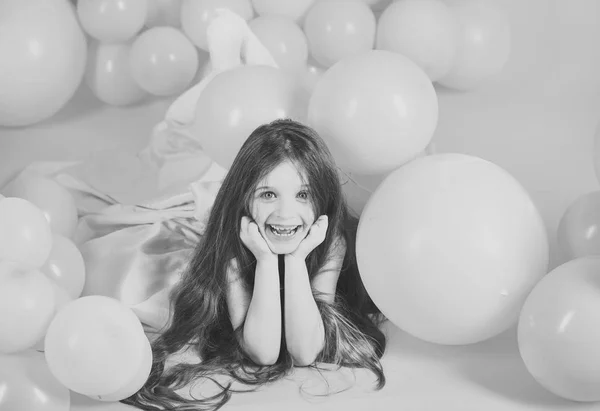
[357,154,549,345]
[77,0,147,42]
[90,336,153,402]
[557,191,600,262]
[180,0,254,51]
[376,0,460,82]
[0,261,56,354]
[303,1,376,68]
[145,0,182,28]
[0,197,53,268]
[44,296,150,397]
[130,27,199,97]
[192,65,306,169]
[518,257,600,402]
[32,284,74,352]
[41,234,86,299]
[437,0,511,91]
[0,0,86,127]
[2,174,78,239]
[85,40,149,106]
[248,15,309,73]
[300,59,326,98]
[251,0,315,22]
[308,50,438,175]
[0,350,70,411]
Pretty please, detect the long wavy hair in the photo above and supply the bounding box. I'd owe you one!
[122,119,387,410]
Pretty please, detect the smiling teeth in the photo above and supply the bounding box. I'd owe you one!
[269,225,298,236]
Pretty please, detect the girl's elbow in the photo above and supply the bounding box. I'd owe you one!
[252,352,279,366]
[245,346,279,366]
[290,349,321,367]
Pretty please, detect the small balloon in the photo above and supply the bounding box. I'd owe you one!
[85,40,149,106]
[519,257,600,402]
[557,191,600,262]
[303,1,376,68]
[77,0,147,42]
[2,174,78,239]
[129,26,199,97]
[248,15,309,74]
[0,261,56,354]
[376,0,459,81]
[41,234,86,299]
[0,197,53,267]
[437,0,511,90]
[0,350,70,411]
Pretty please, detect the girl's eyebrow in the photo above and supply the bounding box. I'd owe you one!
[254,184,310,191]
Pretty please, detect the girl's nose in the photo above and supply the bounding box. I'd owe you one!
[275,197,296,219]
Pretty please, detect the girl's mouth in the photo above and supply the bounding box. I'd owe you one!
[267,224,300,237]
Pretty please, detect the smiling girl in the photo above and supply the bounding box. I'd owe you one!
[123,118,387,410]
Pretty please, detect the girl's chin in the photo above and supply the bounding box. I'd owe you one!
[266,240,301,255]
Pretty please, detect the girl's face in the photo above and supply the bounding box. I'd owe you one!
[250,160,316,255]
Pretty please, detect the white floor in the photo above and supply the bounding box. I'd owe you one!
[3,1,600,409]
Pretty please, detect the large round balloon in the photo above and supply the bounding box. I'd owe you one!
[518,257,600,402]
[192,65,306,169]
[356,154,549,345]
[2,174,78,239]
[308,50,438,175]
[376,0,459,81]
[0,197,53,268]
[437,0,511,91]
[0,261,56,354]
[44,296,149,397]
[0,350,70,411]
[0,0,87,126]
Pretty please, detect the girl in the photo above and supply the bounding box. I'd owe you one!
[123,119,387,410]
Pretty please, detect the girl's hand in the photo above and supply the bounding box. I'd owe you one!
[240,216,275,260]
[290,215,328,260]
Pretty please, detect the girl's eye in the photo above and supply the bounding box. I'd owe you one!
[297,191,309,200]
[261,191,275,199]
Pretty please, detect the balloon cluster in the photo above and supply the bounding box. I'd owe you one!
[355,147,600,403]
[503,122,600,401]
[0,175,152,410]
[0,0,511,127]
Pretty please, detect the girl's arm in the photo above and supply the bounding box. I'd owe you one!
[284,234,346,366]
[226,255,282,365]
